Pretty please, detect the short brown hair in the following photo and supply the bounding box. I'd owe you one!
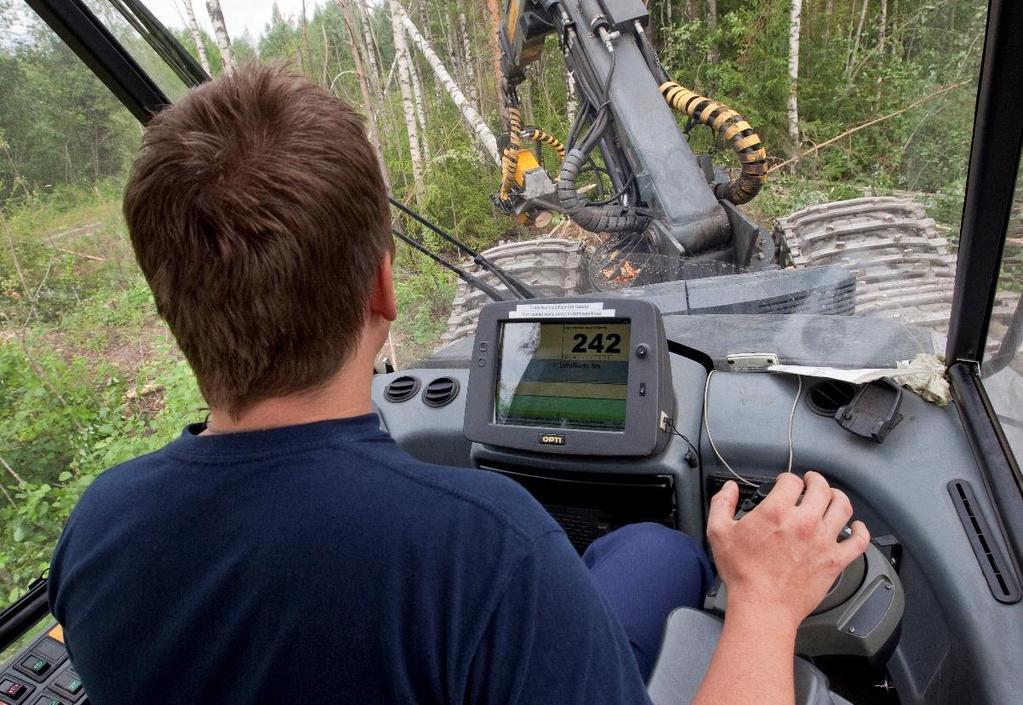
[124,63,391,416]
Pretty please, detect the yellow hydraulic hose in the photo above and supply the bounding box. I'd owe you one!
[660,82,768,205]
[499,107,523,201]
[521,127,567,162]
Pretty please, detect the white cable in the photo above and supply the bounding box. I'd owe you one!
[703,370,757,487]
[786,375,803,475]
[703,370,803,485]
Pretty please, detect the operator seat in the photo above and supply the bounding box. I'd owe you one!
[647,609,853,705]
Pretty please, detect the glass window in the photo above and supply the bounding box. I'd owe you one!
[0,3,201,609]
[982,152,1023,459]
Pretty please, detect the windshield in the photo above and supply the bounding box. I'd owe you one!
[0,0,1002,611]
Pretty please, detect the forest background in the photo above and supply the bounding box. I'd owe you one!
[0,0,990,604]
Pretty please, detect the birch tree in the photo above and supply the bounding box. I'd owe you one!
[457,3,479,113]
[484,0,506,121]
[179,0,211,74]
[357,0,384,102]
[706,0,719,63]
[847,0,869,80]
[393,1,500,166]
[788,0,803,150]
[406,49,432,163]
[388,0,425,200]
[205,0,235,72]
[878,0,888,55]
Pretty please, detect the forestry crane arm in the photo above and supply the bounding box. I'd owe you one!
[495,0,768,258]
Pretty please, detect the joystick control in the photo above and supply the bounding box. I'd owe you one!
[705,475,904,660]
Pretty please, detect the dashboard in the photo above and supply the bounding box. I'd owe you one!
[369,299,1023,705]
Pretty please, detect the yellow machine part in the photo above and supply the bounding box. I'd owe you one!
[659,81,768,204]
[514,149,542,187]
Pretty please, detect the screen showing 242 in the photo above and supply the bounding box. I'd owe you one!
[495,321,631,431]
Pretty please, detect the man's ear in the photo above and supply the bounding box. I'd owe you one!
[369,250,398,322]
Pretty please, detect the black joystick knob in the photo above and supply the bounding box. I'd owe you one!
[739,480,775,515]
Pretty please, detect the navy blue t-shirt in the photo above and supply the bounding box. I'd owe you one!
[49,415,651,704]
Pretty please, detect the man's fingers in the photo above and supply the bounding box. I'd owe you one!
[707,480,739,539]
[760,471,804,511]
[799,471,832,516]
[837,521,871,564]
[822,488,855,535]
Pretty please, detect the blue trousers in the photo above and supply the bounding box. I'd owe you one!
[583,522,714,681]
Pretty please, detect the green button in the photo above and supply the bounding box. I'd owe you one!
[27,658,47,673]
[66,679,82,693]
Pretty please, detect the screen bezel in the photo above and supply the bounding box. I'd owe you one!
[464,298,672,457]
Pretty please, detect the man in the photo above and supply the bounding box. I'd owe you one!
[49,64,869,704]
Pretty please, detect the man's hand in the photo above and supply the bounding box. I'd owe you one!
[708,471,871,632]
[692,472,870,705]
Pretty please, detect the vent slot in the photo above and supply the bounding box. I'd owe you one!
[807,379,857,416]
[948,480,1022,604]
[383,375,420,403]
[422,376,460,408]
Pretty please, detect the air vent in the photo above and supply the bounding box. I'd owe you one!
[948,480,1021,604]
[806,379,857,416]
[422,376,460,408]
[383,375,420,403]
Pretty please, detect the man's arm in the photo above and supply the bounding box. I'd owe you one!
[693,472,870,705]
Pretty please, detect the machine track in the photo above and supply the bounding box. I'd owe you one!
[441,238,587,345]
[774,197,962,332]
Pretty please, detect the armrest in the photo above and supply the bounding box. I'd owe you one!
[646,608,852,705]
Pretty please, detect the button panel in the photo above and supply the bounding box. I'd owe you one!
[0,625,85,705]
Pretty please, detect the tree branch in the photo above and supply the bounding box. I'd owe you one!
[769,81,970,174]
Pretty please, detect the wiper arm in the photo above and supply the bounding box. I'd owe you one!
[389,198,536,300]
[391,227,511,303]
[107,0,208,88]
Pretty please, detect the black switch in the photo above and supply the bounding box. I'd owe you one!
[19,656,51,679]
[0,678,29,701]
[51,673,82,700]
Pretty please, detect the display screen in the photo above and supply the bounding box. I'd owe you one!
[495,320,630,431]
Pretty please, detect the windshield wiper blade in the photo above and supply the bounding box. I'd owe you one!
[391,227,511,303]
[389,198,536,300]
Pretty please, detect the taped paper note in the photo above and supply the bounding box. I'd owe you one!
[768,354,950,405]
[509,302,615,319]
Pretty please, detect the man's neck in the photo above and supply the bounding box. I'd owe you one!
[204,363,374,435]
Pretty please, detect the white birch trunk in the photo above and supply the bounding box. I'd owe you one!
[406,47,432,163]
[788,0,802,149]
[389,0,425,200]
[180,0,211,74]
[824,0,835,38]
[485,0,506,123]
[706,0,719,63]
[878,0,888,54]
[459,9,480,113]
[205,0,234,72]
[847,0,869,80]
[566,71,577,127]
[358,0,385,101]
[394,1,500,166]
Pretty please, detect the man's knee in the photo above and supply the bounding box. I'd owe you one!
[584,523,712,593]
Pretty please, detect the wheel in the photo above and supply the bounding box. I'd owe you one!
[774,196,961,333]
[440,238,588,345]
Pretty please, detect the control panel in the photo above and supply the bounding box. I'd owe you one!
[0,625,86,705]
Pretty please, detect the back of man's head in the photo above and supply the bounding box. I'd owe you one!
[124,62,391,418]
